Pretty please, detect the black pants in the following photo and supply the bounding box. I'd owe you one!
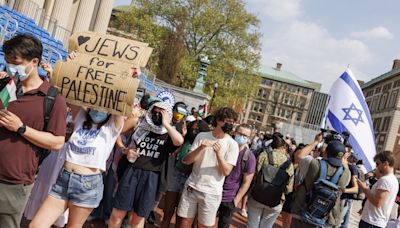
[359,220,382,228]
[218,201,236,228]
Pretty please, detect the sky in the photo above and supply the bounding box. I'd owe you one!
[113,0,400,92]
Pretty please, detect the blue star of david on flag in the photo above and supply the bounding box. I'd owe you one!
[342,103,364,126]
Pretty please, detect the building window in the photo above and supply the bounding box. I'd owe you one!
[383,83,392,91]
[374,118,381,132]
[381,117,391,132]
[273,92,280,101]
[257,89,262,97]
[296,112,302,121]
[298,97,306,108]
[389,90,398,108]
[372,97,379,111]
[375,87,381,94]
[378,93,388,110]
[285,110,292,119]
[303,88,309,95]
[256,115,262,121]
[394,80,400,88]
[365,90,374,97]
[263,90,269,98]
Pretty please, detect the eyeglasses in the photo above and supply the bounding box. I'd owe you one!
[236,132,250,138]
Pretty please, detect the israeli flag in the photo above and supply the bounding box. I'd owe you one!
[323,69,376,171]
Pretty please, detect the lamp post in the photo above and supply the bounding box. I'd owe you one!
[209,82,218,112]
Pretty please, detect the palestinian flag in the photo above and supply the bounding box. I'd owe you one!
[0,77,17,108]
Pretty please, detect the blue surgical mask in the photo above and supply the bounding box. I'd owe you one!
[89,109,109,124]
[235,135,248,145]
[6,62,33,81]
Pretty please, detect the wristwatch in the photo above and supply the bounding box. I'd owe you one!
[17,123,26,135]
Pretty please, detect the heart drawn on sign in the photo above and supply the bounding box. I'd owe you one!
[77,36,90,46]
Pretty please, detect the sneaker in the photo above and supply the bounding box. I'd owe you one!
[147,211,156,224]
[240,209,248,218]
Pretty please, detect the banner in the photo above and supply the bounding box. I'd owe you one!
[68,31,153,67]
[323,69,376,171]
[52,53,139,116]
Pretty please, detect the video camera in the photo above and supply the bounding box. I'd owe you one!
[320,128,350,145]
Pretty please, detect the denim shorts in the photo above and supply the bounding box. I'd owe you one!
[167,167,190,193]
[49,168,104,208]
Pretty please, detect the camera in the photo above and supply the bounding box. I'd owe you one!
[320,128,350,145]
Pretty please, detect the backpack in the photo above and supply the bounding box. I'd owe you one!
[251,150,291,207]
[352,165,366,200]
[301,159,343,226]
[36,86,59,166]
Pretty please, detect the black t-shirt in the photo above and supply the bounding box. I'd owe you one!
[342,164,359,199]
[131,132,175,172]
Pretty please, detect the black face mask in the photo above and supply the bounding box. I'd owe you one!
[221,123,234,133]
[151,111,163,126]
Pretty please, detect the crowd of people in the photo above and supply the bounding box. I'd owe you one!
[0,34,400,228]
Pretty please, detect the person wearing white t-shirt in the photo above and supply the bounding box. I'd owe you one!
[358,150,399,228]
[177,107,239,228]
[30,108,124,228]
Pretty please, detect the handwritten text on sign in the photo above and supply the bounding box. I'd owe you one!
[69,31,153,67]
[52,53,138,116]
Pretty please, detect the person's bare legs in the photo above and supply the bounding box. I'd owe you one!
[108,208,127,228]
[130,212,145,228]
[180,217,194,228]
[66,202,94,228]
[29,195,67,228]
[161,191,180,228]
[281,211,292,228]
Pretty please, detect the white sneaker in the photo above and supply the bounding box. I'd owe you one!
[240,209,248,218]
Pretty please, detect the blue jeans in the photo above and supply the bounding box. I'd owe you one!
[247,197,283,228]
[338,198,353,228]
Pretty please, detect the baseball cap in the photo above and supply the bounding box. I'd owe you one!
[327,140,346,167]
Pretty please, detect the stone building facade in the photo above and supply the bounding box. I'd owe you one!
[362,59,400,169]
[2,0,114,44]
[242,63,320,132]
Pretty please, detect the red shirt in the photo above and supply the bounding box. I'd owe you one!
[0,80,67,184]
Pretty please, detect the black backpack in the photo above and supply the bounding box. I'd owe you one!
[251,150,291,207]
[36,86,59,166]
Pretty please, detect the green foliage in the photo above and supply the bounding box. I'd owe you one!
[113,0,261,110]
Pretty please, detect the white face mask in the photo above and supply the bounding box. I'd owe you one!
[6,61,34,81]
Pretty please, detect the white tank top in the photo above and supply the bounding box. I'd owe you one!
[65,109,122,171]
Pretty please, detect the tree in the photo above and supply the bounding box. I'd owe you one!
[114,0,262,110]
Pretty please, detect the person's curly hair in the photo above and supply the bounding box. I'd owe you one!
[213,107,238,127]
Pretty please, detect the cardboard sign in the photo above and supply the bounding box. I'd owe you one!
[52,53,139,116]
[69,31,153,67]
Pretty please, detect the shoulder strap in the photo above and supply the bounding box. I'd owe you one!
[330,166,344,184]
[43,86,59,130]
[280,157,291,170]
[267,149,274,165]
[318,159,328,180]
[241,148,250,173]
